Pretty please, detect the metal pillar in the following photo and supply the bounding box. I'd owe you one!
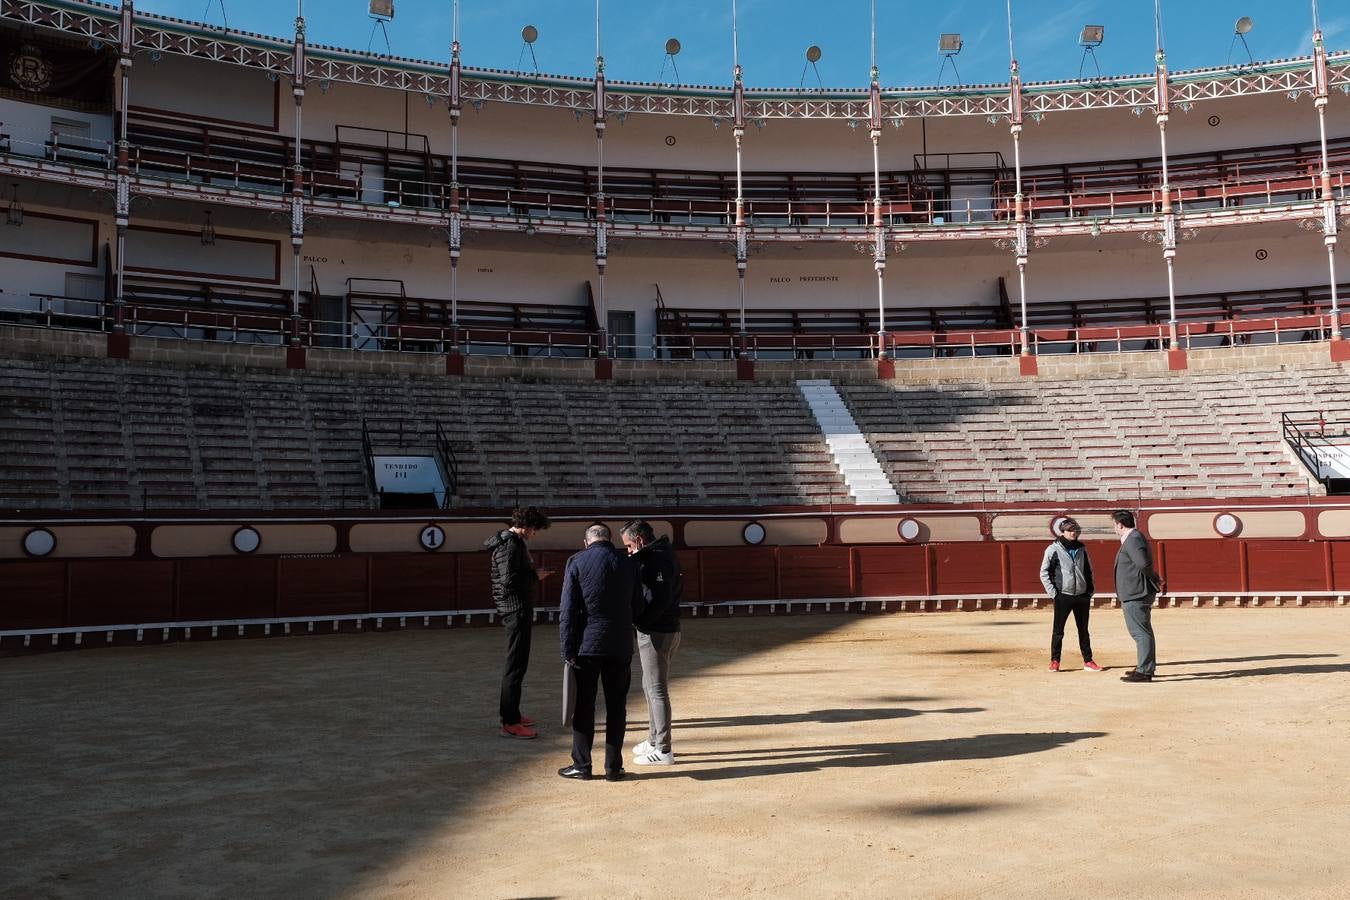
[1154,3,1179,349]
[449,2,463,349]
[289,8,306,348]
[593,3,609,359]
[1311,18,1342,340]
[112,0,134,336]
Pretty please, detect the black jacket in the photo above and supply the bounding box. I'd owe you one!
[632,536,682,634]
[559,540,641,659]
[484,529,538,616]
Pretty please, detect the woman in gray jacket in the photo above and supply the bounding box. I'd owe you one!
[1039,518,1101,672]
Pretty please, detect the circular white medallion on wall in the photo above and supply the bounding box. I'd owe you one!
[22,527,56,558]
[419,523,446,551]
[898,518,922,542]
[1213,513,1242,538]
[232,526,262,554]
[742,522,766,545]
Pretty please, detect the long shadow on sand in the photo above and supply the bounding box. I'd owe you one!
[1158,662,1350,681]
[667,706,984,729]
[1164,653,1338,667]
[636,731,1107,781]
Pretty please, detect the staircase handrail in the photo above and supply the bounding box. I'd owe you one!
[434,421,460,506]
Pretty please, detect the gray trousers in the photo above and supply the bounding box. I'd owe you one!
[637,630,681,753]
[1121,599,1157,676]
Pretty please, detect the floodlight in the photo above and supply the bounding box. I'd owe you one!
[1229,16,1255,67]
[937,34,962,88]
[661,38,682,84]
[1079,25,1104,81]
[801,44,824,90]
[369,0,393,21]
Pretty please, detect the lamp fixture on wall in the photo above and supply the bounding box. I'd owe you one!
[6,183,22,227]
[200,210,215,245]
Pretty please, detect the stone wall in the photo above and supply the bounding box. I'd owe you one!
[0,324,1341,383]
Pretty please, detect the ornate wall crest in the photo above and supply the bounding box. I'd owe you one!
[9,42,54,92]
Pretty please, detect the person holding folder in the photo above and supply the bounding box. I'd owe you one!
[557,524,643,782]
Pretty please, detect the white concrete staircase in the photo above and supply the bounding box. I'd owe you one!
[797,379,899,505]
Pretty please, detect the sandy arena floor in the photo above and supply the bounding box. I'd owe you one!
[3,606,1349,899]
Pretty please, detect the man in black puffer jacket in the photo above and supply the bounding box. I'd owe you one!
[557,523,642,782]
[484,506,553,739]
[622,520,682,766]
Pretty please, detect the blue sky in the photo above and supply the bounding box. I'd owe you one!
[148,1,1346,89]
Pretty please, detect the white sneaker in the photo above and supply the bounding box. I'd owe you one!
[631,739,654,757]
[633,748,675,766]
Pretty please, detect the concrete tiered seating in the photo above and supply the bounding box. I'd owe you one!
[3,350,1329,512]
[0,355,850,510]
[0,357,63,508]
[839,369,1319,503]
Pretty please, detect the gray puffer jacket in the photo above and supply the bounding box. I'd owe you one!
[1039,537,1095,598]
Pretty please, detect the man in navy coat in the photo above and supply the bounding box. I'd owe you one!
[558,523,643,781]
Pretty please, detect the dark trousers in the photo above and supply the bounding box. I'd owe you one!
[498,610,532,725]
[570,654,631,774]
[1050,593,1093,662]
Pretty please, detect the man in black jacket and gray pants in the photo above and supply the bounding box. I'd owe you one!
[484,506,553,739]
[558,523,643,781]
[622,520,683,766]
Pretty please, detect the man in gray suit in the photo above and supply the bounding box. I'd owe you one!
[1112,510,1164,682]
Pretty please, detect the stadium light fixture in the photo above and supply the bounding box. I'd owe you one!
[6,183,22,227]
[937,33,962,88]
[367,1,394,56]
[1079,25,1104,81]
[520,24,540,73]
[801,44,824,90]
[660,37,681,84]
[200,210,215,246]
[1230,16,1255,67]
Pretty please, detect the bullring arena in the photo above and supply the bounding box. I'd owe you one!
[3,0,1350,896]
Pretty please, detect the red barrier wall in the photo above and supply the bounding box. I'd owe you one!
[4,536,1349,630]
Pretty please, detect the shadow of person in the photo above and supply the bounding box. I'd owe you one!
[1164,653,1338,667]
[1158,662,1350,681]
[667,707,985,729]
[637,731,1107,781]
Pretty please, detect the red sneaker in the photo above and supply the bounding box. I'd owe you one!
[1083,661,1103,672]
[1048,660,1060,672]
[500,722,537,739]
[519,715,537,727]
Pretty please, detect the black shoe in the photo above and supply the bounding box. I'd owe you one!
[558,765,592,780]
[604,769,626,782]
[1120,671,1153,682]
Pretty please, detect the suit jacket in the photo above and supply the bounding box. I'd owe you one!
[1114,529,1160,603]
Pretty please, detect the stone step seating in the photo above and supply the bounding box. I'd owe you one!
[840,371,1318,502]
